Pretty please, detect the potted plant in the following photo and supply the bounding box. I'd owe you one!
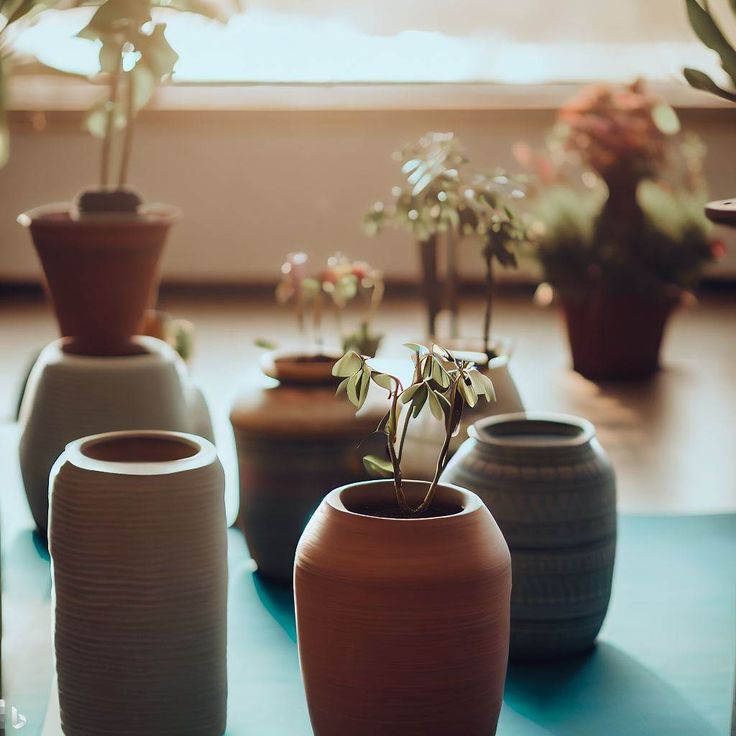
[683,0,736,226]
[230,251,386,582]
[520,80,719,379]
[259,251,384,384]
[367,137,528,475]
[17,0,241,356]
[294,343,511,736]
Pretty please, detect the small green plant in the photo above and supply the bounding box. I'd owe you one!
[683,0,736,103]
[76,0,242,190]
[333,343,494,516]
[272,251,384,355]
[364,131,527,350]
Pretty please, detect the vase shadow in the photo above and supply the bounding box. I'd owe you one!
[503,641,720,736]
[251,571,296,642]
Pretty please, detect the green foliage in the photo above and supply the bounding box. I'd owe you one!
[684,0,736,103]
[530,181,716,298]
[334,343,494,516]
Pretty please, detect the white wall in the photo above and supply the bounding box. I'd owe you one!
[2,105,736,284]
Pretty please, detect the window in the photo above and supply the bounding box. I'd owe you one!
[13,0,727,85]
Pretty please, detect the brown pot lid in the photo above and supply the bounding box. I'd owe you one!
[705,198,736,227]
[18,202,180,229]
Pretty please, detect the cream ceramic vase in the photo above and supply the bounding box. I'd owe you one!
[49,430,227,736]
[295,480,511,736]
[400,343,524,480]
[442,413,616,659]
[19,335,214,535]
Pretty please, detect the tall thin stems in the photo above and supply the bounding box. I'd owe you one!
[482,239,494,359]
[100,48,123,189]
[446,229,459,339]
[118,71,136,188]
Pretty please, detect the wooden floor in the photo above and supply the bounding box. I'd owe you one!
[1,291,735,514]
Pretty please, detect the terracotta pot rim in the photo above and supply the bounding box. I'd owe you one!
[469,412,595,448]
[260,347,342,385]
[42,335,179,365]
[326,479,483,522]
[17,202,180,229]
[60,430,216,477]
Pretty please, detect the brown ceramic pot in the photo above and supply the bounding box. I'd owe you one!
[230,360,384,583]
[562,293,674,380]
[260,348,342,385]
[294,480,512,736]
[18,203,178,356]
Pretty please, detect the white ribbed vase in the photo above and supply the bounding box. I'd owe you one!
[49,430,227,736]
[19,335,214,535]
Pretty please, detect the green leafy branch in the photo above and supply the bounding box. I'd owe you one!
[684,0,736,103]
[76,0,242,189]
[333,342,495,516]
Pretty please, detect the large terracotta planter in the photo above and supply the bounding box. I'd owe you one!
[230,355,384,583]
[19,203,178,356]
[19,335,213,535]
[295,480,511,736]
[442,413,616,659]
[49,430,227,736]
[400,338,524,480]
[561,293,674,380]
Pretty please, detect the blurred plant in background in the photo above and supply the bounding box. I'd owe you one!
[519,80,719,301]
[0,0,57,168]
[365,131,528,351]
[271,252,384,356]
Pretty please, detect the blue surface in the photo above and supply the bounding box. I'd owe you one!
[2,466,735,734]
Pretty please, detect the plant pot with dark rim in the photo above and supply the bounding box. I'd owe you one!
[18,197,179,356]
[561,291,676,380]
[442,412,616,660]
[294,479,511,736]
[230,350,385,583]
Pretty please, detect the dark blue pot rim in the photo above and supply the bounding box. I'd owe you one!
[468,412,595,449]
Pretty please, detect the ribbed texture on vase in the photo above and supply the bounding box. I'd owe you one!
[295,480,511,736]
[49,439,227,736]
[442,413,616,660]
[19,337,211,534]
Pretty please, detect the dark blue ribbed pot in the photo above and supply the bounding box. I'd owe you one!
[442,412,616,660]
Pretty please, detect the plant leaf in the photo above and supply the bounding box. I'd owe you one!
[346,372,361,406]
[684,67,736,102]
[254,337,277,350]
[685,0,736,86]
[371,372,395,391]
[403,342,427,354]
[332,350,362,377]
[335,377,350,396]
[469,369,495,401]
[363,454,393,478]
[457,376,478,408]
[399,383,421,404]
[427,389,450,421]
[411,384,428,417]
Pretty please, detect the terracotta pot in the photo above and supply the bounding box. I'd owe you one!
[18,203,178,356]
[260,348,341,385]
[49,430,227,736]
[442,413,616,660]
[561,293,674,380]
[230,361,384,583]
[295,480,511,736]
[19,335,213,535]
[400,338,524,480]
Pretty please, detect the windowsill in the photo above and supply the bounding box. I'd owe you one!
[8,74,736,113]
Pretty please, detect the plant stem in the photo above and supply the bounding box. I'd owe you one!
[483,239,494,359]
[101,47,123,189]
[418,235,440,338]
[446,229,459,339]
[414,382,458,513]
[118,70,136,188]
[387,390,410,513]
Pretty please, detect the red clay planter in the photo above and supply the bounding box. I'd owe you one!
[295,480,512,736]
[19,203,178,356]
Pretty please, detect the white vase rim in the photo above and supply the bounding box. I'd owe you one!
[468,412,595,448]
[59,430,217,476]
[40,335,180,366]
